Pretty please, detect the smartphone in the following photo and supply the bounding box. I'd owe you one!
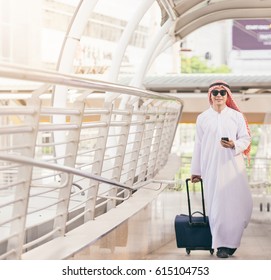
[221,137,229,142]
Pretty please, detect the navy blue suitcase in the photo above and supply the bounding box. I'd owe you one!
[174,178,214,255]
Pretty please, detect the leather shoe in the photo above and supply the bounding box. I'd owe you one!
[227,248,237,256]
[216,248,229,258]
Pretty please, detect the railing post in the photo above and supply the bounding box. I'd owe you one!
[52,98,85,237]
[137,106,157,183]
[106,103,133,211]
[155,107,173,170]
[83,101,113,221]
[6,97,41,259]
[146,106,165,178]
[123,104,146,187]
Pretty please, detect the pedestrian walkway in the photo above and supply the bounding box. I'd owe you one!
[145,189,271,260]
[70,188,271,260]
[144,221,271,260]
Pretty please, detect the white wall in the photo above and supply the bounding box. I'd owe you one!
[0,0,42,66]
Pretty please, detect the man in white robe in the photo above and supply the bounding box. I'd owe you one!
[191,80,253,258]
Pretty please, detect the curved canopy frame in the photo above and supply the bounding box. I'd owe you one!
[54,0,271,92]
[172,0,271,39]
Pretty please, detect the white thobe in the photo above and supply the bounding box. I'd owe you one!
[191,106,253,249]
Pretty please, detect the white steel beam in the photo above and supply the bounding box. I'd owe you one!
[130,19,173,88]
[106,0,155,83]
[53,0,99,164]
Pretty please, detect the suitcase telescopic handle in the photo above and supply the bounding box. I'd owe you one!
[185,178,207,224]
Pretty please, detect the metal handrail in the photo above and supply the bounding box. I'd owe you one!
[0,153,133,191]
[0,62,183,104]
[0,63,183,260]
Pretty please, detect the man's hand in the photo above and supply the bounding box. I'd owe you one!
[221,139,235,149]
[191,175,201,183]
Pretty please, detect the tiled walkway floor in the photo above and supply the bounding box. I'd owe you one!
[70,189,271,260]
[144,221,271,260]
[145,190,271,260]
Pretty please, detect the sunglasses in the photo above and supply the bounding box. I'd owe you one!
[211,89,227,96]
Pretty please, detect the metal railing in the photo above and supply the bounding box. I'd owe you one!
[0,63,183,259]
[178,155,271,186]
[177,155,271,216]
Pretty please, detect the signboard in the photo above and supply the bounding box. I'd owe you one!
[232,19,271,50]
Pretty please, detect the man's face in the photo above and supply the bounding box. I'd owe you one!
[210,86,228,106]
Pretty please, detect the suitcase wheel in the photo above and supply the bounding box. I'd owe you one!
[185,248,214,255]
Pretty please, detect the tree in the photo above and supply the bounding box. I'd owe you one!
[181,55,231,73]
